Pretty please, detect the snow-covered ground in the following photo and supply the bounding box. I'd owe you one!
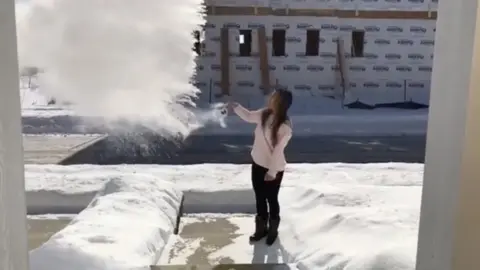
[30,175,182,270]
[15,0,426,269]
[200,111,427,135]
[20,88,428,135]
[26,163,422,270]
[20,88,74,115]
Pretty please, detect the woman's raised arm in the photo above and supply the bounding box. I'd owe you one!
[229,102,263,124]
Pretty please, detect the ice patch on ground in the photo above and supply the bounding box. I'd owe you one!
[29,174,182,270]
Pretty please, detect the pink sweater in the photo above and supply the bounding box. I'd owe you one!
[233,105,293,177]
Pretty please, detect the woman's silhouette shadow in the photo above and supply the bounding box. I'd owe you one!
[251,239,283,264]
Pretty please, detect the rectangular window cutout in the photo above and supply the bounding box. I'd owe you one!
[351,30,365,58]
[272,29,286,57]
[193,30,201,56]
[305,29,320,56]
[238,29,252,57]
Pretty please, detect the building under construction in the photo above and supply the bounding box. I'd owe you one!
[194,0,437,109]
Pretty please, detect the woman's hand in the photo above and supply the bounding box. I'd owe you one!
[265,173,276,181]
[227,101,240,111]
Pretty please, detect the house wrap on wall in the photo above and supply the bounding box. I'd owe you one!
[194,0,437,107]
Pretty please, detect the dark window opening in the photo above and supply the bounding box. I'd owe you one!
[193,30,201,56]
[239,29,252,57]
[351,30,364,58]
[272,29,286,57]
[305,29,320,56]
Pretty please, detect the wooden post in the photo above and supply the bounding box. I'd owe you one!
[257,27,270,95]
[220,27,230,96]
[416,0,480,269]
[0,0,29,269]
[336,38,347,102]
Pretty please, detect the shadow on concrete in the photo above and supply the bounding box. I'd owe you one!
[344,100,429,110]
[184,190,255,214]
[59,134,426,165]
[26,190,97,215]
[151,264,294,269]
[26,189,257,216]
[251,240,283,264]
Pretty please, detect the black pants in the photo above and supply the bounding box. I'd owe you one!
[251,161,284,219]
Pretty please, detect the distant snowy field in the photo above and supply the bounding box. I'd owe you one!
[19,88,428,135]
[27,163,422,270]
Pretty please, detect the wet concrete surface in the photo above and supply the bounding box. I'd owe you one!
[172,217,240,266]
[163,215,287,267]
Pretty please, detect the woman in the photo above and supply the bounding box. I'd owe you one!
[229,89,293,246]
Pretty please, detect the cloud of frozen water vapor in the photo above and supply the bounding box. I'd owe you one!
[16,0,206,138]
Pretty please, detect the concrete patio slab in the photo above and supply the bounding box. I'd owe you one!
[158,214,289,267]
[23,134,106,164]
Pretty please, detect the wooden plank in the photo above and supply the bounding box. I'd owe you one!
[207,6,437,20]
[257,27,270,95]
[336,38,348,105]
[220,27,230,96]
[288,8,337,17]
[173,195,184,235]
[210,6,256,16]
[336,10,437,19]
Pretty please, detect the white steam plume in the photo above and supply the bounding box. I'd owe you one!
[16,0,206,137]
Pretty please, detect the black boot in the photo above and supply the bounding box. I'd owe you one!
[249,215,268,242]
[266,217,280,246]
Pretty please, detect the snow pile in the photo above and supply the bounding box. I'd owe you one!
[25,163,423,269]
[25,165,117,214]
[24,164,251,213]
[16,0,205,137]
[29,174,183,270]
[279,163,422,270]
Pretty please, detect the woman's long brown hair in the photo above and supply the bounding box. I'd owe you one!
[260,92,290,146]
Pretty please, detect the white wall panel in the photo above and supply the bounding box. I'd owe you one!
[196,2,437,104]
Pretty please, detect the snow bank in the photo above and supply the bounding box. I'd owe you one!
[25,165,113,214]
[29,174,183,270]
[25,163,423,269]
[278,164,422,269]
[24,163,423,215]
[24,164,253,214]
